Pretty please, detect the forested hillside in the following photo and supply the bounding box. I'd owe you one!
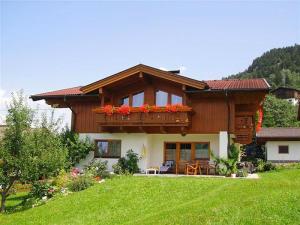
[227,44,300,89]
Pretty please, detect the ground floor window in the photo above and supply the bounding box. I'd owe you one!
[278,145,289,154]
[164,142,210,163]
[95,140,121,158]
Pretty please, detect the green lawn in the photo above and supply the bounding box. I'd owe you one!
[1,169,300,225]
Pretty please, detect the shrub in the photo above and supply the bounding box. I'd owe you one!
[237,168,248,177]
[256,159,266,172]
[52,170,71,189]
[113,150,140,174]
[60,127,94,168]
[30,182,57,199]
[264,162,276,171]
[86,160,109,179]
[68,175,94,192]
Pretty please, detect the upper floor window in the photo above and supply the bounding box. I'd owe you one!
[121,96,129,106]
[132,92,144,107]
[171,94,182,104]
[156,90,168,106]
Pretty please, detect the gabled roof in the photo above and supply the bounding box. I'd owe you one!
[80,64,207,93]
[205,79,270,91]
[31,79,270,100]
[31,64,271,100]
[31,86,83,101]
[257,127,300,142]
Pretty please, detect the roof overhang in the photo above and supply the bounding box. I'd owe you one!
[80,64,208,93]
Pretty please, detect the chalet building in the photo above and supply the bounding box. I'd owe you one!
[271,87,300,106]
[257,128,300,163]
[31,64,270,172]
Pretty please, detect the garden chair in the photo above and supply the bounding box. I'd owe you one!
[159,160,174,174]
[186,162,199,175]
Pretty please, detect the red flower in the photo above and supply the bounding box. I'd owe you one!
[117,105,131,115]
[103,105,114,116]
[139,104,151,113]
[165,104,178,112]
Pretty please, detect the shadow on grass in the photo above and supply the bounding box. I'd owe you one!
[5,193,32,214]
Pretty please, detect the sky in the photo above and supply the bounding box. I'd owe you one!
[1,1,300,126]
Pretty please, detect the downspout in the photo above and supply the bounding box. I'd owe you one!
[64,96,77,132]
[225,89,231,155]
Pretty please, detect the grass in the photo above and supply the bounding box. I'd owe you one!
[1,169,300,225]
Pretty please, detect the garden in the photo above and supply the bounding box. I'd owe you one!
[1,92,300,225]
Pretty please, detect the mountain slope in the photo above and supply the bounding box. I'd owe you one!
[227,44,300,89]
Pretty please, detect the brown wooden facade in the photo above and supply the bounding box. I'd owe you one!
[32,64,269,145]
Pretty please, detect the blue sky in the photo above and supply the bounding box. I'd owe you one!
[0,1,299,125]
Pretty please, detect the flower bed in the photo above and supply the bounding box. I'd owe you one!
[93,104,192,116]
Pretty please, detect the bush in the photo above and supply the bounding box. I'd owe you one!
[237,168,248,177]
[52,170,71,189]
[68,175,94,192]
[113,150,140,174]
[86,160,109,179]
[256,159,266,172]
[264,162,276,171]
[60,127,94,168]
[30,182,57,199]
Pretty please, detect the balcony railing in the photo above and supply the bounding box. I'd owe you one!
[93,105,192,127]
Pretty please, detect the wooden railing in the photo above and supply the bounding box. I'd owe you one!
[95,111,192,127]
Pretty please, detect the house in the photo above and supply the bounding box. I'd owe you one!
[257,128,300,163]
[31,64,270,172]
[271,87,300,106]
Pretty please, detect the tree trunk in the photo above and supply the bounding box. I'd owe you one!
[0,191,6,213]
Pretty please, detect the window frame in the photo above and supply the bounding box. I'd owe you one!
[278,145,289,154]
[94,139,122,159]
[155,89,183,106]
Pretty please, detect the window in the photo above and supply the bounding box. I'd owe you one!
[278,145,289,154]
[195,143,210,159]
[156,90,168,106]
[165,143,176,162]
[180,143,191,161]
[121,96,129,106]
[95,140,121,158]
[132,92,144,107]
[171,94,182,104]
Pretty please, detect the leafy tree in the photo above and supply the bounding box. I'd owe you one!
[262,95,300,127]
[60,127,94,168]
[0,92,67,212]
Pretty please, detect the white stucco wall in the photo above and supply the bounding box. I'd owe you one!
[266,141,300,162]
[77,133,226,172]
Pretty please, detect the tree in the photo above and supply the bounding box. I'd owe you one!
[262,95,300,127]
[60,127,94,169]
[0,92,67,212]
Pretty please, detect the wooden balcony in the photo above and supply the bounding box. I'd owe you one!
[95,111,192,127]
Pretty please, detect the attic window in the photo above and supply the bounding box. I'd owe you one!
[132,92,144,107]
[156,90,168,106]
[171,94,182,104]
[121,96,129,106]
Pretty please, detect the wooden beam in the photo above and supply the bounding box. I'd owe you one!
[139,72,143,78]
[139,126,145,133]
[160,126,167,134]
[181,127,187,136]
[99,87,103,94]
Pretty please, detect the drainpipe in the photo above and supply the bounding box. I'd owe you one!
[64,96,77,132]
[225,89,231,155]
